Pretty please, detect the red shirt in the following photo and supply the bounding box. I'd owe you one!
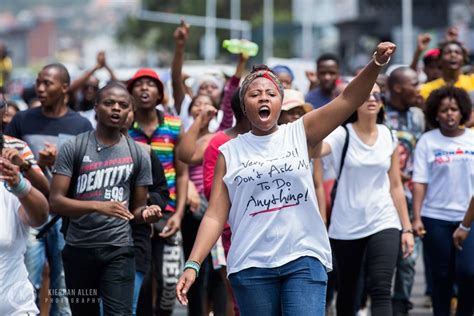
[203,131,231,200]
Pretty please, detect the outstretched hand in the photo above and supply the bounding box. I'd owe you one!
[374,42,397,64]
[174,18,190,45]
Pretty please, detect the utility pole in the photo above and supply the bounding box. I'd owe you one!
[231,0,241,39]
[205,0,217,63]
[263,0,274,62]
[401,0,413,64]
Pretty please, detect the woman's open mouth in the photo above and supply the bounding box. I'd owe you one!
[258,106,271,120]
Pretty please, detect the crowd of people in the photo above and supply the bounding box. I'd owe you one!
[0,21,473,316]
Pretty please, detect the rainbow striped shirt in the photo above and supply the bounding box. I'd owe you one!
[129,111,181,212]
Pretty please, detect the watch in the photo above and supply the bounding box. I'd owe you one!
[19,161,32,173]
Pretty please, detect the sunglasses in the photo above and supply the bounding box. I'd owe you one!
[367,92,382,102]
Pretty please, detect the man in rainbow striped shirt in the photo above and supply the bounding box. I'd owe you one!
[128,68,188,315]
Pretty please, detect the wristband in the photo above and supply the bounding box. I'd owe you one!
[372,51,391,67]
[184,260,201,277]
[4,173,32,198]
[402,228,414,234]
[459,223,472,232]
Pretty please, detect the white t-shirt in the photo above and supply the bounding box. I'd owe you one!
[324,124,402,240]
[219,118,332,275]
[413,128,474,221]
[179,94,223,132]
[0,186,38,315]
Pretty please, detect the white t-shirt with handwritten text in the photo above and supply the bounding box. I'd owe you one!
[324,124,402,240]
[219,118,332,275]
[413,128,474,221]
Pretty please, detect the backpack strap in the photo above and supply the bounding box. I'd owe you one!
[68,131,92,197]
[125,136,143,214]
[36,131,92,239]
[329,125,349,210]
[125,135,142,189]
[336,125,349,182]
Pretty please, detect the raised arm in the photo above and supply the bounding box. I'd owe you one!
[176,153,230,305]
[171,19,190,114]
[218,54,249,131]
[177,107,217,165]
[409,34,431,71]
[303,42,396,151]
[102,52,117,81]
[68,51,105,94]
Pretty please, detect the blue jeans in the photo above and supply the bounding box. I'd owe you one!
[132,271,144,316]
[392,235,421,312]
[423,217,474,316]
[24,217,70,315]
[228,256,328,316]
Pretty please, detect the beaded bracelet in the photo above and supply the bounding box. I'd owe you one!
[459,223,472,232]
[184,260,201,277]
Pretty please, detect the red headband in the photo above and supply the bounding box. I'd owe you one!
[256,71,281,94]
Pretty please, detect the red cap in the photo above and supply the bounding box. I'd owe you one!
[127,68,164,104]
[423,48,440,60]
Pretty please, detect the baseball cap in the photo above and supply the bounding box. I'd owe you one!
[127,68,164,104]
[282,89,313,113]
[423,48,440,63]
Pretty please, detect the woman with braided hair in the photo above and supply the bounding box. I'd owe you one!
[176,42,396,315]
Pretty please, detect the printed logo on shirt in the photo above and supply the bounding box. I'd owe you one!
[434,148,474,164]
[75,157,134,200]
[82,155,92,163]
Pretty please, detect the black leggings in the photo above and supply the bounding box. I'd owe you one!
[331,228,400,316]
